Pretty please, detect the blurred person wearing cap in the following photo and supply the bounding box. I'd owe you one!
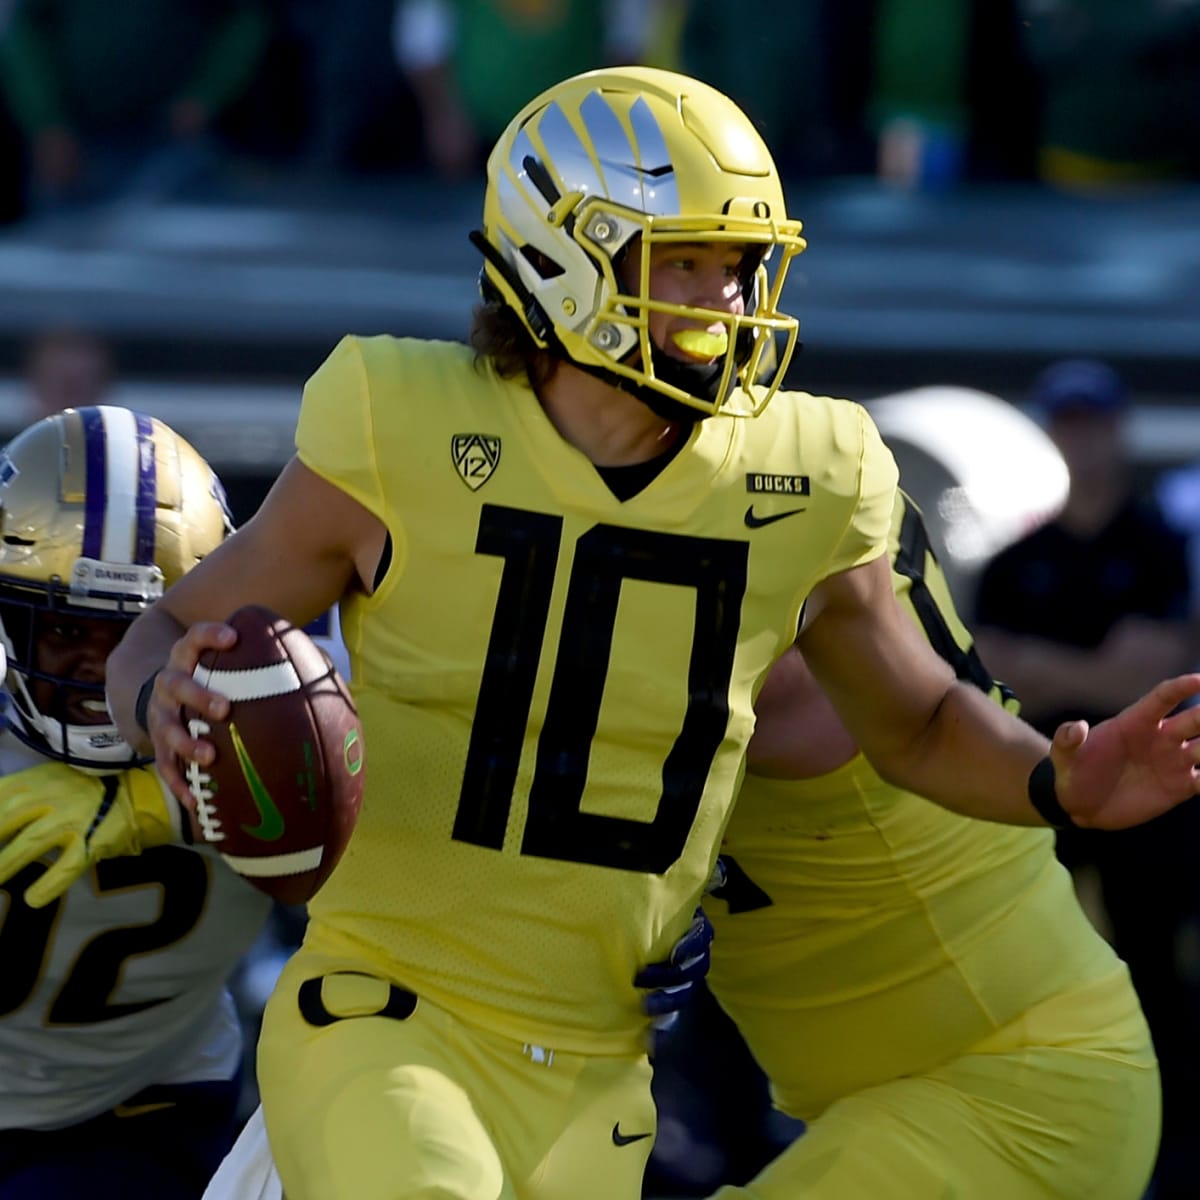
[973,358,1200,1200]
[974,360,1194,737]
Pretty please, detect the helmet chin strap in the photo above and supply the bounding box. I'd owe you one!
[575,339,735,427]
[633,344,725,424]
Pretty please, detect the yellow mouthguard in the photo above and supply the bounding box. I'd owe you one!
[671,329,729,358]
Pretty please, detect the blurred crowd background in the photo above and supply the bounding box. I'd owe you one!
[1,0,1198,497]
[1,0,1200,219]
[1,1,1200,1197]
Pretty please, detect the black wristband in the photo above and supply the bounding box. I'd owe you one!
[1028,756,1077,829]
[133,669,163,734]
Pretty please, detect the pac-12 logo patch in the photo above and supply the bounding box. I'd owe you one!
[452,434,501,491]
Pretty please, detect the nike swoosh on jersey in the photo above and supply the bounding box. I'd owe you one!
[113,1100,177,1118]
[612,1122,653,1147]
[231,723,285,841]
[743,505,806,529]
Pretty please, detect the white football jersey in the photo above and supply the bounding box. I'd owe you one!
[0,735,273,1130]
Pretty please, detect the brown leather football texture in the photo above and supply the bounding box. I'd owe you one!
[182,605,364,905]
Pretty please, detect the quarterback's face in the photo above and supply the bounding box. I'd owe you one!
[31,612,124,725]
[625,240,747,363]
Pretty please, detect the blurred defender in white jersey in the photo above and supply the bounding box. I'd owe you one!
[0,406,271,1199]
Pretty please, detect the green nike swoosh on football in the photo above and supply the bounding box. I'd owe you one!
[230,722,286,842]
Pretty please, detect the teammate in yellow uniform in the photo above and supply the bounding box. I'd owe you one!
[706,492,1159,1199]
[6,67,1197,1200]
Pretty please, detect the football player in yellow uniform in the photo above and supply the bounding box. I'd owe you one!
[7,67,1197,1200]
[703,491,1159,1199]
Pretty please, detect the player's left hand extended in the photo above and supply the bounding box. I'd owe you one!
[1054,673,1200,830]
[634,907,714,1030]
[0,763,179,907]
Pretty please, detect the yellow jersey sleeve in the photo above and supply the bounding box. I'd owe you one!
[820,402,898,579]
[295,335,386,522]
[891,489,1019,711]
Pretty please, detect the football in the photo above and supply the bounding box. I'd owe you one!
[182,605,364,905]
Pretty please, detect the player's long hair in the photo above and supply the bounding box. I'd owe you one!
[469,300,561,391]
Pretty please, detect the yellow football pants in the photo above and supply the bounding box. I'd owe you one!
[711,969,1159,1200]
[256,951,656,1200]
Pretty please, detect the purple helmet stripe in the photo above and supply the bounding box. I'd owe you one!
[134,412,157,564]
[80,407,108,561]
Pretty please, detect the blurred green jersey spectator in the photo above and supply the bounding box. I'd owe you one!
[1017,0,1200,186]
[0,0,269,204]
[393,0,665,179]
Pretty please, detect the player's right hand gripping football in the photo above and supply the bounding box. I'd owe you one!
[0,762,181,907]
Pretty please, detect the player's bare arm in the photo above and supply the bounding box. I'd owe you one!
[108,456,385,805]
[800,553,1200,830]
[799,552,1049,821]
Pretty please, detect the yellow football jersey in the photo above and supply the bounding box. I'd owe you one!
[707,492,1122,1118]
[292,334,898,1054]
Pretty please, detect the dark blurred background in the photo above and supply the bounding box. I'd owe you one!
[1,1,1198,1196]
[0,0,1196,520]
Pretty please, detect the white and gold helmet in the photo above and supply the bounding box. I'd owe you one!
[474,66,807,418]
[0,406,233,769]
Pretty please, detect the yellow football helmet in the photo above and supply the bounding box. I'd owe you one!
[0,406,233,769]
[474,65,807,418]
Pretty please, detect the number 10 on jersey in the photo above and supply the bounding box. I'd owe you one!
[453,504,749,874]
